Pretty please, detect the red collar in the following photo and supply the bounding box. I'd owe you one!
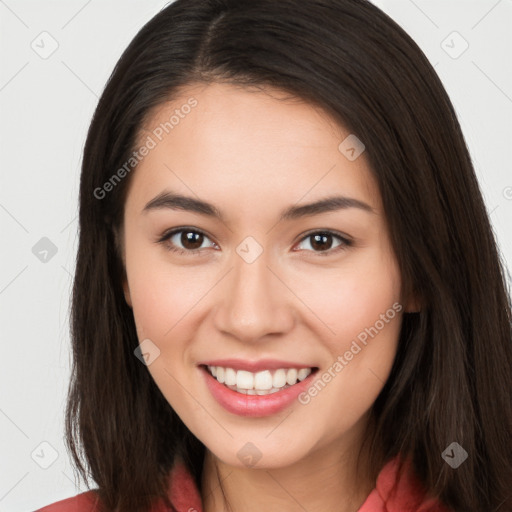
[164,455,451,512]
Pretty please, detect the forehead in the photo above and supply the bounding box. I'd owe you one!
[127,82,380,216]
[140,81,343,144]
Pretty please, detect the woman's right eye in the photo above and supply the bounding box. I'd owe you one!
[157,228,217,255]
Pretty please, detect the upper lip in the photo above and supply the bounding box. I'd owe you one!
[199,358,317,373]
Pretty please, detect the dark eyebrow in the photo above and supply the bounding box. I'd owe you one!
[142,190,376,221]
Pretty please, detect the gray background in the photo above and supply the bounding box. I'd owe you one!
[0,1,511,510]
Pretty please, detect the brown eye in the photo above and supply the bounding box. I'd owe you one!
[158,228,217,255]
[157,228,352,257]
[310,233,335,251]
[295,230,353,256]
[179,230,204,250]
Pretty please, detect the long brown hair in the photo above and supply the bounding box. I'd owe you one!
[65,0,512,510]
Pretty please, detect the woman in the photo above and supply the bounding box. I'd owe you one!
[37,0,512,511]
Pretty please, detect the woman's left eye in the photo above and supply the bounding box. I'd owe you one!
[294,230,353,255]
[157,228,353,256]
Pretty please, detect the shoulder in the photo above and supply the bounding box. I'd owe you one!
[35,490,100,512]
[358,456,453,512]
[32,457,201,512]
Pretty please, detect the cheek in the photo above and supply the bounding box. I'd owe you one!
[125,261,204,405]
[294,249,402,349]
[123,229,209,339]
[128,268,205,344]
[293,252,403,435]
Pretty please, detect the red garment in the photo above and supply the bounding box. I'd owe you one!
[36,455,450,511]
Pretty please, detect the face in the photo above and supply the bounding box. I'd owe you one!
[119,82,411,470]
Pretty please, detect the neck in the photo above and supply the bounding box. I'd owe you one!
[200,416,375,512]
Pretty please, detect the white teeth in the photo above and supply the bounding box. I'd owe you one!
[254,370,273,390]
[297,368,311,381]
[207,365,313,394]
[227,384,286,395]
[225,367,237,386]
[273,369,287,388]
[236,370,254,389]
[286,368,298,385]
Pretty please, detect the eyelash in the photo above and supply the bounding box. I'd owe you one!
[156,227,353,257]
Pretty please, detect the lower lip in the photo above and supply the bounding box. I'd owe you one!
[200,365,318,417]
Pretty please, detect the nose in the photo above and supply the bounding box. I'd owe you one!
[212,249,295,343]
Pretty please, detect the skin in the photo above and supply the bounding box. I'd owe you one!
[118,82,418,512]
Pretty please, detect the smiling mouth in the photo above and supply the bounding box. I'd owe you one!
[201,364,319,396]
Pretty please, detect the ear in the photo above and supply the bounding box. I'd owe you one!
[122,275,133,309]
[113,224,132,309]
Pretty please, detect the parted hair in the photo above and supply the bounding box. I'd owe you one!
[65,0,512,510]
